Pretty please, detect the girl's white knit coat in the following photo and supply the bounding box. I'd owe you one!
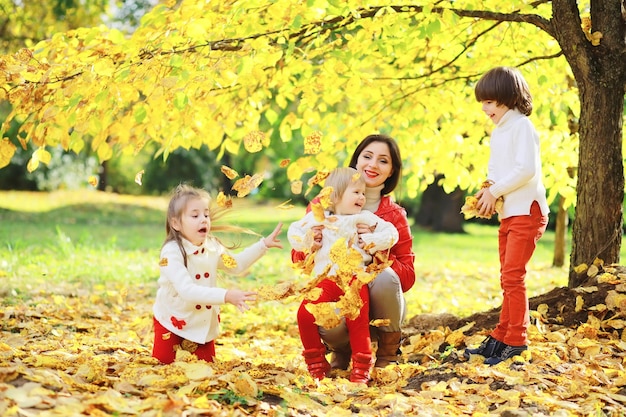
[153,237,268,344]
[288,210,399,277]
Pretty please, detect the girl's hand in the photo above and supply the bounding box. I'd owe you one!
[310,225,323,251]
[356,223,375,248]
[225,289,257,312]
[356,223,376,234]
[263,223,283,249]
[476,187,497,217]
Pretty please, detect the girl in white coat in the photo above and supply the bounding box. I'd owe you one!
[152,184,282,364]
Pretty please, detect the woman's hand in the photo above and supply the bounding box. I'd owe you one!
[263,223,284,249]
[225,289,257,312]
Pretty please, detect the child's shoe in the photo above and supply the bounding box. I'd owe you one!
[302,348,331,379]
[464,335,504,359]
[349,352,374,384]
[484,344,527,365]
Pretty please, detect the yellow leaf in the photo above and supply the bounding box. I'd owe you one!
[291,180,303,195]
[243,130,268,153]
[0,138,16,169]
[220,165,239,179]
[134,170,144,185]
[305,302,342,329]
[370,319,391,327]
[221,254,237,269]
[304,131,322,155]
[216,191,233,208]
[575,295,584,312]
[231,173,263,197]
[232,372,259,398]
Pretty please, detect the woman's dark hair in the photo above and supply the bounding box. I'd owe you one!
[474,66,533,116]
[348,134,402,196]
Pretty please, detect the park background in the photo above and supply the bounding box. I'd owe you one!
[1,1,626,416]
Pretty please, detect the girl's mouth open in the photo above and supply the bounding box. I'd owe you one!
[363,170,378,178]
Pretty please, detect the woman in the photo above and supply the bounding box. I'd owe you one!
[292,134,415,368]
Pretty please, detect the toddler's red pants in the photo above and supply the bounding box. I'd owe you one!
[152,317,216,364]
[297,278,372,355]
[491,201,548,346]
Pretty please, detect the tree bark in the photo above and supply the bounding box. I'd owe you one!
[549,0,626,287]
[553,194,568,267]
[569,80,624,286]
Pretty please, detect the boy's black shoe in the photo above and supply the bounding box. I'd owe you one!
[463,336,504,360]
[484,344,527,365]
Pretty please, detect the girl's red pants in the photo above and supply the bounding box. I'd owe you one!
[491,201,548,346]
[297,278,371,355]
[152,317,216,364]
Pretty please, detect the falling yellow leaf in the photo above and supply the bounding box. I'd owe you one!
[221,254,237,268]
[243,130,268,153]
[317,186,333,209]
[310,200,326,222]
[370,319,391,327]
[305,302,342,328]
[304,131,322,154]
[88,175,98,187]
[257,282,297,301]
[216,191,233,208]
[220,165,239,180]
[159,257,168,266]
[291,180,303,195]
[232,173,264,197]
[134,169,144,185]
[305,171,330,195]
[279,159,290,168]
[276,200,294,209]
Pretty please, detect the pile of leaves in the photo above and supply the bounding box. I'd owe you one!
[2,261,626,416]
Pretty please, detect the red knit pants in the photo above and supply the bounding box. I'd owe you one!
[491,202,548,346]
[152,317,216,364]
[297,279,371,355]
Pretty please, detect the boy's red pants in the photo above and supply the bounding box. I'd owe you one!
[152,317,216,364]
[491,201,548,347]
[297,278,372,355]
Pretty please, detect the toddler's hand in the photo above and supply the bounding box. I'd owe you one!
[263,223,284,249]
[225,289,257,312]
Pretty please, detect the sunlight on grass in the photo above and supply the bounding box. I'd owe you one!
[0,190,601,321]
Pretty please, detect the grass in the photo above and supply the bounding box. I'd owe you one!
[0,190,576,317]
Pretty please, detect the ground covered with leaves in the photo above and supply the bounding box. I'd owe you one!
[1,259,626,417]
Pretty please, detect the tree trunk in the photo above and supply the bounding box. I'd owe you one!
[415,174,465,233]
[569,81,624,287]
[553,194,568,267]
[549,0,626,287]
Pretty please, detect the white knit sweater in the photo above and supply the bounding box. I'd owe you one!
[487,109,549,219]
[288,210,399,277]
